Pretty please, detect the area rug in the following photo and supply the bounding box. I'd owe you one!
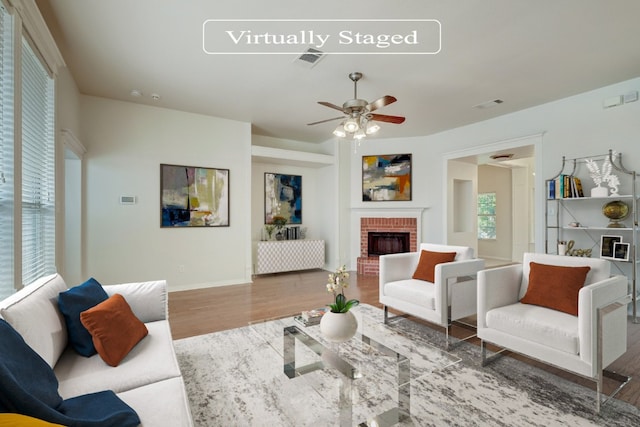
[174,304,640,426]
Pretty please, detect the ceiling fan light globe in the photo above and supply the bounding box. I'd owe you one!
[354,129,366,140]
[333,124,347,138]
[344,118,360,133]
[366,121,380,134]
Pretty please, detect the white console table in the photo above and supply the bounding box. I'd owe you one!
[255,239,325,275]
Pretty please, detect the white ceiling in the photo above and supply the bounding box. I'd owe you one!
[37,0,640,143]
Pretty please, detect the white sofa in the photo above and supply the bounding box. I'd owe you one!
[0,273,193,426]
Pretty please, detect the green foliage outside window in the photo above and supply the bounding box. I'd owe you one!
[478,192,496,239]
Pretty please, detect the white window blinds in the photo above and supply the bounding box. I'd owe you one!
[21,37,55,286]
[0,4,14,298]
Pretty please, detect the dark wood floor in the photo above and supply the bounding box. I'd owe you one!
[168,269,640,408]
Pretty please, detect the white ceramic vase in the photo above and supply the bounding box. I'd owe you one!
[320,310,358,343]
[591,186,609,197]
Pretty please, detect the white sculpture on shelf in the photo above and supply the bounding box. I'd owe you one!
[585,151,619,197]
[605,173,621,196]
[604,151,621,196]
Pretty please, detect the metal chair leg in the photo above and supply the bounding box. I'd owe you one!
[480,340,507,367]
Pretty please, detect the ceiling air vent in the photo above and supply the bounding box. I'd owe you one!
[294,47,325,68]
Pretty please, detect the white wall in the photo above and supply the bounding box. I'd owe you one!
[64,156,82,285]
[346,77,640,261]
[80,96,252,291]
[478,165,512,260]
[55,67,83,282]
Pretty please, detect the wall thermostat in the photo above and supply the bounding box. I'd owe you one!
[120,195,136,205]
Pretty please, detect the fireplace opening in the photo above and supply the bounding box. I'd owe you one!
[368,232,410,256]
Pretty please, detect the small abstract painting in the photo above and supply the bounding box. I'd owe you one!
[161,164,229,227]
[264,173,302,224]
[362,154,412,201]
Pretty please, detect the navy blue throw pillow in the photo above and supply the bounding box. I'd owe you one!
[58,278,109,357]
[0,319,141,426]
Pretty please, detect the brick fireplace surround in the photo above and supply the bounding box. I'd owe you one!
[357,217,418,275]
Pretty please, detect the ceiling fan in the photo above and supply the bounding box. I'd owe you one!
[307,72,405,140]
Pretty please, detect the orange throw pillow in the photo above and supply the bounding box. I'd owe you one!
[412,250,457,283]
[520,262,591,316]
[80,294,148,367]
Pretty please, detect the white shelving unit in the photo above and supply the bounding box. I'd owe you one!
[545,150,638,322]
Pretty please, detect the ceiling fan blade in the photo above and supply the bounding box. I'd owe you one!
[307,116,344,126]
[318,101,344,112]
[370,113,405,124]
[368,95,397,112]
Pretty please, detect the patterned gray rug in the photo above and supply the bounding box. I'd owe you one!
[174,304,640,426]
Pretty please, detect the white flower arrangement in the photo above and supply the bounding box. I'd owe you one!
[326,265,359,313]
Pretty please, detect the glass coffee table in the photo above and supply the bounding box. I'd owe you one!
[250,305,460,426]
[283,324,410,426]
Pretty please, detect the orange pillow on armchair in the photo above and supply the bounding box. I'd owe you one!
[412,250,457,283]
[520,262,591,316]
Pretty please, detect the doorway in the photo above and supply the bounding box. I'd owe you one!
[443,134,544,264]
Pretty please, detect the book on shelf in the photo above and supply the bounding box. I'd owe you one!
[547,179,556,199]
[548,175,584,199]
[295,307,327,326]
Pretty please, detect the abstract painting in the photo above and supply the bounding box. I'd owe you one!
[264,173,302,224]
[161,164,229,227]
[362,154,412,201]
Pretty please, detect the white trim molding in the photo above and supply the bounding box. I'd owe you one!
[61,128,86,158]
[8,0,65,75]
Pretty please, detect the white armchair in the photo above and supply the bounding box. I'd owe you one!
[478,252,630,412]
[379,243,485,346]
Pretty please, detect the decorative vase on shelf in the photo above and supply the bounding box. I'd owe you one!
[590,186,609,198]
[319,311,358,343]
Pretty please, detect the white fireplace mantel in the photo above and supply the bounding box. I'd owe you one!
[350,207,429,214]
[349,207,429,270]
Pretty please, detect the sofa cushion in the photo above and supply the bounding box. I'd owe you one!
[58,278,109,357]
[412,250,457,283]
[520,262,590,316]
[486,303,579,354]
[55,320,182,398]
[103,280,167,323]
[80,294,148,367]
[116,377,194,427]
[383,279,436,310]
[0,273,68,368]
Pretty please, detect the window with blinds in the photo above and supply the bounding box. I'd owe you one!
[21,37,55,286]
[0,4,14,298]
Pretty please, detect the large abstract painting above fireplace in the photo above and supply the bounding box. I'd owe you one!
[357,217,417,275]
